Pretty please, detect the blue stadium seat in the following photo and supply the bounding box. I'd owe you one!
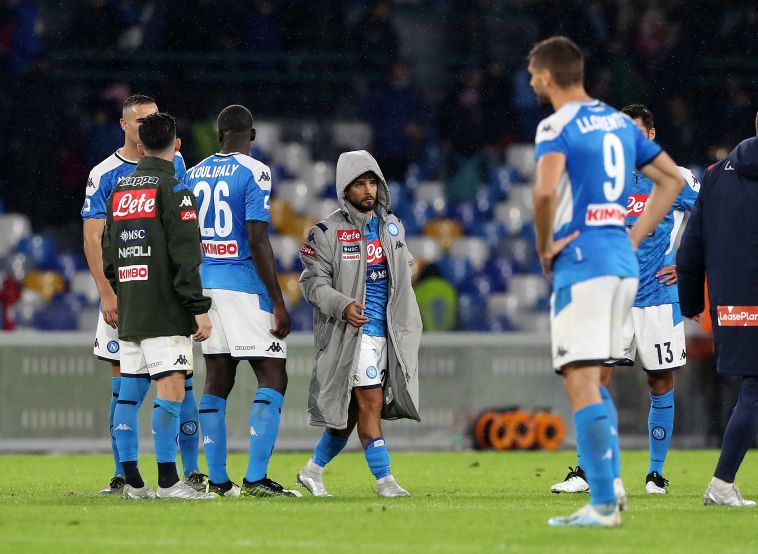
[16,235,58,270]
[437,256,476,291]
[291,301,314,332]
[470,221,508,250]
[56,252,87,283]
[474,187,495,219]
[487,165,520,201]
[484,256,516,291]
[487,314,516,332]
[457,292,489,331]
[33,295,79,331]
[446,202,477,232]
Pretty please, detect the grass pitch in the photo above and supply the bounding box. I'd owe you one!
[0,450,757,553]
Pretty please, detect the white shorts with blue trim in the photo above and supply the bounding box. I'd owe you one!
[353,334,387,388]
[94,311,120,363]
[120,335,193,380]
[201,289,287,359]
[550,275,638,371]
[619,303,686,371]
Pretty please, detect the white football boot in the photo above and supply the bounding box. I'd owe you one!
[703,477,756,507]
[157,480,216,500]
[297,459,332,497]
[122,484,156,499]
[645,471,669,495]
[376,475,410,497]
[551,466,589,494]
[548,503,621,528]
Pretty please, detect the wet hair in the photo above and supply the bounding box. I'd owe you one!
[622,104,655,131]
[138,112,176,152]
[123,94,156,114]
[217,104,254,134]
[527,36,584,88]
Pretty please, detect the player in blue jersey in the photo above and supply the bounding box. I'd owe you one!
[184,105,298,498]
[527,37,685,527]
[80,94,205,495]
[551,104,699,497]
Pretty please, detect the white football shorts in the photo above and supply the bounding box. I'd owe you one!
[619,303,687,371]
[352,334,387,388]
[94,310,120,363]
[550,275,638,371]
[201,289,287,359]
[119,335,193,380]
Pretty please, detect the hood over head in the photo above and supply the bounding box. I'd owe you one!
[728,136,758,180]
[335,150,391,220]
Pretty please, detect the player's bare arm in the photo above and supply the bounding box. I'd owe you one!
[630,151,684,249]
[533,152,579,281]
[83,217,117,327]
[247,220,291,339]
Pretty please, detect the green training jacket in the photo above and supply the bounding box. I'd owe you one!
[102,156,210,339]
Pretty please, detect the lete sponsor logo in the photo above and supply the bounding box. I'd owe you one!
[337,229,361,243]
[202,240,238,258]
[367,239,386,265]
[300,244,316,258]
[118,264,148,282]
[180,210,197,221]
[113,190,157,220]
[717,306,758,326]
[626,194,649,216]
[585,203,626,226]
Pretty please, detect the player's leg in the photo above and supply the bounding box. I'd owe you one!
[298,399,357,497]
[646,370,674,493]
[178,374,204,487]
[148,337,214,500]
[199,354,240,497]
[704,375,758,507]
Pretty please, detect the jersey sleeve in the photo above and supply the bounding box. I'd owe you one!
[81,169,111,220]
[245,167,271,223]
[174,152,187,181]
[534,117,569,160]
[673,167,700,212]
[634,127,663,168]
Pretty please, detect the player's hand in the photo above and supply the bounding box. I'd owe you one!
[192,313,212,342]
[101,288,118,329]
[540,231,580,282]
[656,265,677,285]
[270,301,291,339]
[344,301,369,328]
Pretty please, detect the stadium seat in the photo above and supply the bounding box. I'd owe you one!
[24,271,65,303]
[33,295,79,331]
[308,160,336,196]
[437,256,476,290]
[304,198,339,221]
[446,202,477,232]
[449,237,490,271]
[275,180,311,214]
[507,275,549,309]
[330,122,372,151]
[77,306,100,331]
[487,165,521,200]
[2,252,31,282]
[486,292,521,321]
[388,181,413,209]
[406,237,444,264]
[272,142,312,178]
[277,272,302,308]
[487,314,516,332]
[12,289,44,329]
[506,143,537,179]
[414,181,446,216]
[516,312,551,333]
[70,270,99,306]
[291,301,314,332]
[457,292,489,331]
[485,256,517,291]
[423,219,463,251]
[269,235,301,272]
[0,213,32,258]
[16,235,58,270]
[254,121,283,155]
[269,198,295,233]
[56,252,87,283]
[497,238,537,273]
[470,221,508,250]
[507,185,534,213]
[494,202,527,236]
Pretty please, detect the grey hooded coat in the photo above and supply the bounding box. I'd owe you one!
[298,150,422,429]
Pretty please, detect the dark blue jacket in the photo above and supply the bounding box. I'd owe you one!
[677,137,758,375]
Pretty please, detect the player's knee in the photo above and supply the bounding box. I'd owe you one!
[155,373,187,402]
[355,388,383,415]
[647,371,674,395]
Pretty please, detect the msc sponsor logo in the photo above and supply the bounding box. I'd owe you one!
[368,269,387,282]
[180,209,197,221]
[118,264,148,282]
[342,244,360,254]
[717,306,758,327]
[180,421,198,436]
[300,244,316,258]
[367,240,386,265]
[585,203,626,226]
[337,229,361,243]
[202,240,238,258]
[626,194,649,216]
[119,228,147,243]
[113,190,157,220]
[107,340,120,354]
[118,245,151,258]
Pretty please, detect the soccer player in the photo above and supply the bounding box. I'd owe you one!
[528,37,684,527]
[295,150,422,497]
[185,105,297,498]
[102,112,214,499]
[551,104,699,496]
[81,94,205,494]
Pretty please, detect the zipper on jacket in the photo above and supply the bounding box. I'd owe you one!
[380,221,411,381]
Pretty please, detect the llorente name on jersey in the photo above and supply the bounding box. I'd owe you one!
[576,113,628,134]
[188,164,241,179]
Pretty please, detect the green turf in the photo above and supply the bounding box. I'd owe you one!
[0,450,757,553]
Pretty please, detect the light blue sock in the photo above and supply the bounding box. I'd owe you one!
[648,389,674,475]
[312,431,349,468]
[364,437,391,480]
[199,394,229,484]
[245,388,284,483]
[110,377,123,476]
[153,398,181,463]
[599,386,621,479]
[114,376,150,463]
[178,378,200,478]
[574,403,615,506]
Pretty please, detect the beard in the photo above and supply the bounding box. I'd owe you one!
[349,196,375,213]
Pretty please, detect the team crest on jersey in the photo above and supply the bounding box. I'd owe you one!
[387,222,399,236]
[107,340,120,354]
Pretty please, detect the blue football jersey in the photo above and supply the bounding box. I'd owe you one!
[363,216,388,337]
[183,152,272,303]
[535,99,662,289]
[626,167,699,307]
[81,151,186,220]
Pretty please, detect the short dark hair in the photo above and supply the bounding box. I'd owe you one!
[622,104,654,131]
[138,112,176,152]
[123,94,156,112]
[217,104,253,134]
[527,36,584,88]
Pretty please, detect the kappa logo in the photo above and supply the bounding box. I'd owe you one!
[86,177,95,190]
[395,240,405,249]
[259,171,271,182]
[266,342,283,353]
[307,230,315,243]
[94,338,100,348]
[203,435,214,445]
[114,423,133,432]
[556,346,569,358]
[179,195,193,207]
[173,354,190,366]
[601,449,613,460]
[681,350,687,360]
[541,123,554,133]
[121,175,159,187]
[250,426,258,436]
